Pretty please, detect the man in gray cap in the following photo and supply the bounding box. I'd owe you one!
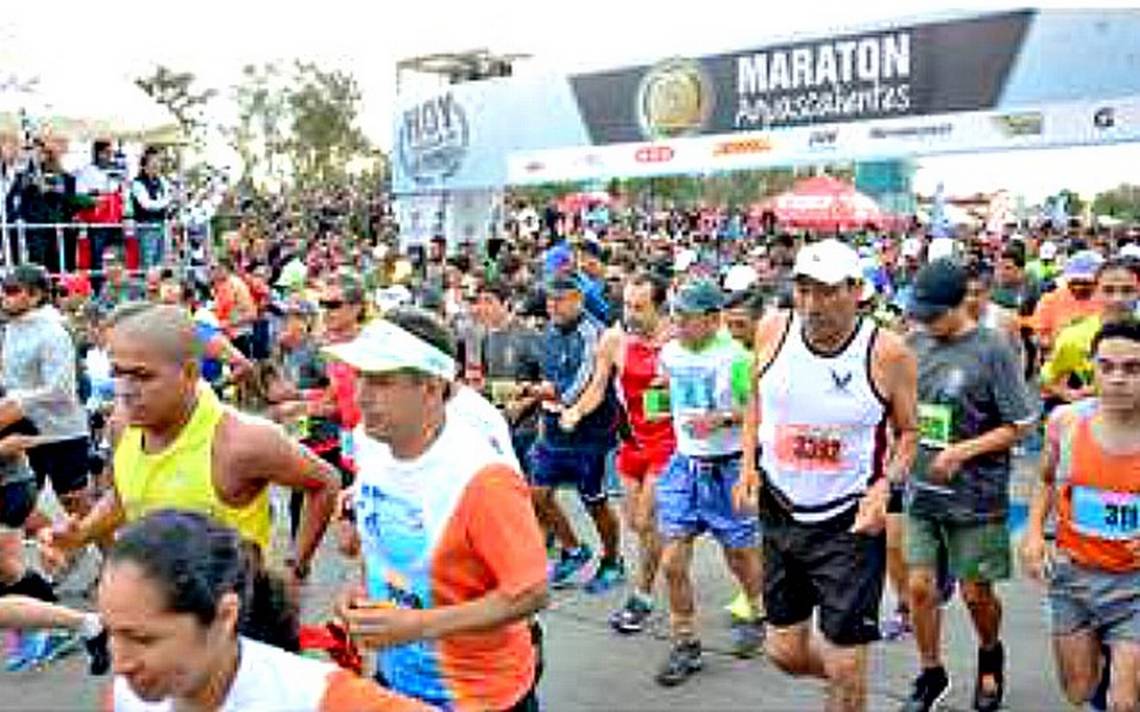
[653,277,764,687]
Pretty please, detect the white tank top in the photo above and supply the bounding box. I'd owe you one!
[757,314,887,523]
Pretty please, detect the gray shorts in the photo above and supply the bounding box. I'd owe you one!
[1049,556,1140,643]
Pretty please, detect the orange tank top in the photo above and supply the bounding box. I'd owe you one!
[1054,401,1140,572]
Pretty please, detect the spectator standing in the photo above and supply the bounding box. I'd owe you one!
[130,147,171,269]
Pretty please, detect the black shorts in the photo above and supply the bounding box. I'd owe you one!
[763,506,886,646]
[27,437,91,496]
[0,479,36,528]
[528,443,608,506]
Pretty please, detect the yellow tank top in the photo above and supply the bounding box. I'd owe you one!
[113,384,271,552]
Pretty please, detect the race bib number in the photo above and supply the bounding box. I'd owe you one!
[488,379,516,407]
[918,403,953,449]
[1072,485,1140,540]
[773,424,850,474]
[642,387,671,421]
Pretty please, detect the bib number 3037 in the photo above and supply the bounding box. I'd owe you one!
[1072,485,1140,540]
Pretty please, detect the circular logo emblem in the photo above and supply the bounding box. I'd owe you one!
[636,58,714,140]
[397,94,470,185]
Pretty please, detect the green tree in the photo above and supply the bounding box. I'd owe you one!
[285,61,371,187]
[1054,188,1086,217]
[227,63,290,186]
[134,65,217,151]
[1092,183,1140,221]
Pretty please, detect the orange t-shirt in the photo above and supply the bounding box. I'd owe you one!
[1051,400,1140,572]
[354,419,547,711]
[1028,285,1102,346]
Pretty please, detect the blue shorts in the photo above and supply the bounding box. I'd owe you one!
[529,442,608,506]
[657,452,758,549]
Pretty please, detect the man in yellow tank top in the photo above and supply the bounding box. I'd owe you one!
[40,304,340,586]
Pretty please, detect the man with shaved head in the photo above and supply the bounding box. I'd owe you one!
[41,302,340,590]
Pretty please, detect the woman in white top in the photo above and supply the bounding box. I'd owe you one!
[99,510,428,712]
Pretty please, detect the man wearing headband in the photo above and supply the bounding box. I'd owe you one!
[330,306,548,712]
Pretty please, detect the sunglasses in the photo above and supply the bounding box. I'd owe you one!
[2,284,24,296]
[319,299,347,310]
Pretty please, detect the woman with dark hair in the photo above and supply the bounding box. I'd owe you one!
[100,510,429,711]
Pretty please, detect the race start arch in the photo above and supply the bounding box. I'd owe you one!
[391,9,1140,242]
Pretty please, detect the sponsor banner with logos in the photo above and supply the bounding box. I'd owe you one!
[396,9,1140,192]
[508,95,1140,183]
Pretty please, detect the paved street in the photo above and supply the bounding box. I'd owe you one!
[2,460,1066,711]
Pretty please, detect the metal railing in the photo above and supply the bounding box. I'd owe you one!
[0,219,183,274]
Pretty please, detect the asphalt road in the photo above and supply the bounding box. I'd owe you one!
[2,460,1066,711]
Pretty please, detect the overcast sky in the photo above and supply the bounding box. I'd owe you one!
[3,0,1139,202]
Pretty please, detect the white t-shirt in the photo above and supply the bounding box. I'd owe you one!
[111,637,422,711]
[448,385,520,470]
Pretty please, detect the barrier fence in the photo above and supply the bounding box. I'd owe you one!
[0,220,181,275]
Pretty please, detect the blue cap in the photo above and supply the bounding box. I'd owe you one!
[674,278,725,315]
[1064,250,1104,282]
[543,243,574,277]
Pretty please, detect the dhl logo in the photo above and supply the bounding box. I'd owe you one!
[713,138,773,156]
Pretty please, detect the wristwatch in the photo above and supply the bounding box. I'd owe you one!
[285,555,311,581]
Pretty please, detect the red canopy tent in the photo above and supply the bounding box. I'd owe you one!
[753,176,895,231]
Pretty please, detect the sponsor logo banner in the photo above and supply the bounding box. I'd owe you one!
[991,112,1044,137]
[397,93,470,185]
[508,94,1140,184]
[569,11,1033,144]
[713,137,774,156]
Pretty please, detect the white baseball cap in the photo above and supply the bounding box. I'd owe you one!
[674,248,698,273]
[793,239,862,286]
[1120,243,1140,260]
[1039,241,1059,260]
[928,237,957,262]
[724,264,758,293]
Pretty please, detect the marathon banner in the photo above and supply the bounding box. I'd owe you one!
[507,95,1140,183]
[392,9,1140,193]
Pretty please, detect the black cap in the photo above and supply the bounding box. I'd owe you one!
[4,264,50,294]
[907,259,967,323]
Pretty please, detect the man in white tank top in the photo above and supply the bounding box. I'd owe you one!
[736,239,918,712]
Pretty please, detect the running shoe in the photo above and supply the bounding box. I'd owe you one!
[881,608,913,642]
[901,665,950,712]
[84,628,111,676]
[5,631,82,672]
[550,545,593,589]
[974,641,1005,712]
[655,640,703,687]
[584,558,626,595]
[609,594,653,635]
[729,617,765,658]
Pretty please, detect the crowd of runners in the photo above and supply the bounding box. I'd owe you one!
[0,197,1138,711]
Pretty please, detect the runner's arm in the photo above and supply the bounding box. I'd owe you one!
[876,330,919,484]
[239,422,340,574]
[741,312,791,481]
[1025,421,1058,541]
[562,327,620,424]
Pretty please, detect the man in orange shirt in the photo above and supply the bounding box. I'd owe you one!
[1028,250,1104,352]
[1022,319,1140,711]
[210,258,258,357]
[331,307,548,712]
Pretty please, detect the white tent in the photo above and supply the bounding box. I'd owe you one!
[0,71,180,143]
